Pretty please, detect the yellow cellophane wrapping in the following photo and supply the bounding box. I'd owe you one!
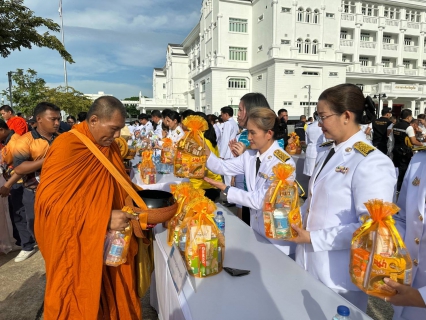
[285,132,302,155]
[161,137,174,164]
[262,163,301,240]
[167,183,205,246]
[138,150,156,184]
[182,197,225,278]
[350,199,412,298]
[174,115,208,179]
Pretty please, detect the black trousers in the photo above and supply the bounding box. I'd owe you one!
[204,188,221,202]
[10,185,35,251]
[393,150,411,192]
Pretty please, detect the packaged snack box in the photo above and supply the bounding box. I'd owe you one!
[350,199,412,298]
[138,150,157,185]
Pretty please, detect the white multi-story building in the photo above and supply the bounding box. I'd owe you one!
[84,91,113,101]
[140,0,426,119]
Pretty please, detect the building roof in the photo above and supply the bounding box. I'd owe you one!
[154,68,163,71]
[168,43,183,47]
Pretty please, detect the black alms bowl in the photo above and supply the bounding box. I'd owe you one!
[134,190,175,209]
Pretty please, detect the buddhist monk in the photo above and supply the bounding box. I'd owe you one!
[35,96,145,319]
[0,105,28,135]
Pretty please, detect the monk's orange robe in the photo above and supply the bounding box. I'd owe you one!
[35,122,141,320]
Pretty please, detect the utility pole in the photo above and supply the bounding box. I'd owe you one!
[302,85,311,116]
[7,71,13,108]
[59,0,68,90]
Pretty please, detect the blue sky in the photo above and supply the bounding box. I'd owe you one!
[1,0,200,102]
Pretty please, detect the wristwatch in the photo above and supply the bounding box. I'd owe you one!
[223,186,231,200]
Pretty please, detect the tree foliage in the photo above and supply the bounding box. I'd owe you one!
[123,96,140,117]
[2,68,91,116]
[0,0,74,62]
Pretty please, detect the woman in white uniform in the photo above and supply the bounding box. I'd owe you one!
[288,84,397,311]
[204,108,297,255]
[165,111,184,144]
[303,111,325,177]
[389,150,426,319]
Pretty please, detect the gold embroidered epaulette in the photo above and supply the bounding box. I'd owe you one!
[353,141,375,156]
[274,149,290,163]
[412,145,426,152]
[320,140,334,147]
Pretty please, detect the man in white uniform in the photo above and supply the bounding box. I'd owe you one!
[389,148,426,319]
[219,106,239,186]
[303,114,325,177]
[138,114,153,136]
[151,110,163,138]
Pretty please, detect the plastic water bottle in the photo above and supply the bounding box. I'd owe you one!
[332,306,351,320]
[215,211,225,235]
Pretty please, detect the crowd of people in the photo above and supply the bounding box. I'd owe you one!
[0,84,425,319]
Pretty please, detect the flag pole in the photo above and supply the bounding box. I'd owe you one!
[59,0,68,91]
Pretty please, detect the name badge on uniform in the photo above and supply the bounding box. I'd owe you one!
[258,172,269,180]
[335,166,349,174]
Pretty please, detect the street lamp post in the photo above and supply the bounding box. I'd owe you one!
[7,71,14,108]
[373,93,387,116]
[302,85,311,116]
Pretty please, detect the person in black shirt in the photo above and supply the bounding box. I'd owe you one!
[278,108,289,147]
[372,107,392,154]
[294,115,307,144]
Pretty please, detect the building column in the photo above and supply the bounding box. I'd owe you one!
[354,24,361,62]
[411,100,416,114]
[376,27,384,65]
[419,32,425,71]
[387,99,393,110]
[291,1,298,46]
[270,0,280,57]
[216,14,225,65]
[420,100,425,114]
[320,5,326,50]
[397,30,406,74]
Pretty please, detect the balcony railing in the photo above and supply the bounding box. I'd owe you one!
[361,67,376,73]
[383,43,398,51]
[360,41,376,49]
[346,65,354,72]
[140,98,188,106]
[363,16,378,24]
[383,68,398,75]
[340,39,354,46]
[408,22,420,29]
[385,19,399,27]
[341,13,355,21]
[404,46,419,53]
[405,69,418,76]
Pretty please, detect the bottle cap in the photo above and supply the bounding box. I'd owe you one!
[217,211,223,215]
[337,306,350,316]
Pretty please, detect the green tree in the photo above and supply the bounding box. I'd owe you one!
[44,86,92,116]
[123,96,140,117]
[0,0,74,63]
[1,68,47,115]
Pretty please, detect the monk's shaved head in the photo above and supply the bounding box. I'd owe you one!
[86,96,126,121]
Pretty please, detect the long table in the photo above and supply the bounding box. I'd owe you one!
[151,204,372,320]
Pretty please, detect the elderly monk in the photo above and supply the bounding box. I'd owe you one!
[35,96,145,319]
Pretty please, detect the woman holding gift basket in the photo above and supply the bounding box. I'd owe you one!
[203,107,298,256]
[288,83,396,311]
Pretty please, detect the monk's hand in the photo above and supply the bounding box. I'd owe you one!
[286,224,311,244]
[383,278,426,307]
[0,185,10,197]
[204,177,226,191]
[109,210,137,231]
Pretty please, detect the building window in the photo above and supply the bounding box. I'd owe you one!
[383,35,391,44]
[340,31,347,39]
[200,81,206,92]
[257,75,263,80]
[382,59,390,67]
[302,71,319,76]
[163,94,166,99]
[297,7,304,22]
[297,38,303,53]
[360,33,370,42]
[423,61,426,68]
[304,39,311,54]
[312,40,318,54]
[284,70,294,75]
[228,78,247,89]
[342,55,350,62]
[283,101,293,106]
[404,37,412,46]
[329,72,338,76]
[305,8,312,23]
[325,43,333,48]
[326,13,335,18]
[229,18,248,33]
[360,57,369,66]
[281,7,291,13]
[313,9,319,24]
[229,46,247,61]
[257,45,263,52]
[162,83,166,89]
[281,39,290,45]
[258,14,264,22]
[403,60,411,68]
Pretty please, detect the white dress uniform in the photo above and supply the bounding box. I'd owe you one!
[154,119,163,138]
[296,130,396,311]
[393,151,426,320]
[207,141,297,255]
[167,125,185,144]
[144,121,154,134]
[219,117,239,185]
[303,121,325,176]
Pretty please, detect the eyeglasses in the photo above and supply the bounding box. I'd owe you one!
[67,121,75,125]
[315,114,339,124]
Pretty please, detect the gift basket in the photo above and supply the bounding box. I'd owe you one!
[138,150,157,184]
[263,163,301,240]
[161,137,174,165]
[350,199,412,298]
[285,132,302,155]
[174,115,208,179]
[181,197,225,277]
[167,183,201,246]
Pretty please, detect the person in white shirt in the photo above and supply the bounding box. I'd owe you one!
[387,116,396,157]
[151,110,163,138]
[214,115,224,145]
[360,121,373,141]
[138,114,153,136]
[406,119,425,147]
[165,111,184,144]
[303,112,325,177]
[289,84,396,311]
[219,106,239,185]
